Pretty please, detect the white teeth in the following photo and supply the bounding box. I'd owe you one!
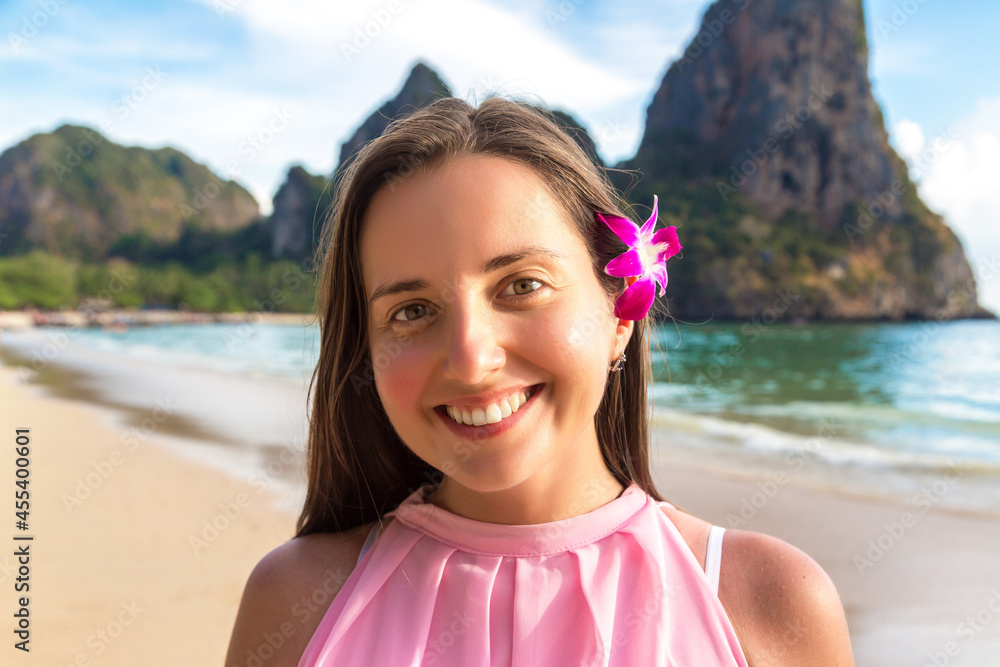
[485,404,502,424]
[446,405,478,425]
[445,387,535,426]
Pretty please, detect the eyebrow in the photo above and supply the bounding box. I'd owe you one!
[368,246,566,306]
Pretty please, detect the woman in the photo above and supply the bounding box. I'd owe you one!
[225,96,855,665]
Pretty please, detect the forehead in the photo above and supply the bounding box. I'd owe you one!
[360,154,587,291]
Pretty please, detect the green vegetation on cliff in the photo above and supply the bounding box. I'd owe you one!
[0,125,259,261]
[0,250,314,313]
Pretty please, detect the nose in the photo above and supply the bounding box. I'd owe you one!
[441,298,506,385]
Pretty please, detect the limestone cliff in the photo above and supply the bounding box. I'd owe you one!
[269,165,333,261]
[620,0,989,320]
[337,61,453,170]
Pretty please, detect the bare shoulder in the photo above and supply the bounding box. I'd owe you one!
[719,529,855,666]
[658,506,853,665]
[224,520,385,667]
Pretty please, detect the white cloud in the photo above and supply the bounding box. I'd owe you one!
[3,0,709,211]
[225,0,646,105]
[892,118,924,159]
[177,0,677,200]
[193,0,712,180]
[893,99,1000,315]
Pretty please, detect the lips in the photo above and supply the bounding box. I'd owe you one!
[442,385,539,426]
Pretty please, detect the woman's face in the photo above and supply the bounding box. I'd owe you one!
[360,154,632,517]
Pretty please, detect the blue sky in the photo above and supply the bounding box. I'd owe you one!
[1,0,997,312]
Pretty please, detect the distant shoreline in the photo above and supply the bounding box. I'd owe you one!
[0,308,314,329]
[1,307,994,332]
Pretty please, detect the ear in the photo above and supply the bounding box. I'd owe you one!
[612,317,634,359]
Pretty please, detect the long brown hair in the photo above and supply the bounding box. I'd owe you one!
[296,95,666,536]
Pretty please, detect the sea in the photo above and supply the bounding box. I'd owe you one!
[3,318,999,514]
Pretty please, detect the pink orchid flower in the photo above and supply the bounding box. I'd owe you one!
[596,195,682,321]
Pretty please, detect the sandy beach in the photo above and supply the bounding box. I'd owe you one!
[0,360,299,666]
[1,328,999,666]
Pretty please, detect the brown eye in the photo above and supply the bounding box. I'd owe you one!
[507,278,543,296]
[392,303,428,323]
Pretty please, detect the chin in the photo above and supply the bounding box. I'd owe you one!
[439,461,538,496]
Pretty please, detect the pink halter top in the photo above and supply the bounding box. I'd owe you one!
[298,482,748,666]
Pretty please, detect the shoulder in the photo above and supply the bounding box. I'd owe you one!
[658,506,854,665]
[659,503,711,568]
[719,529,855,665]
[224,520,384,666]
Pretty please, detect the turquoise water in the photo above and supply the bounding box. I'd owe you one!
[64,320,321,381]
[649,320,1000,467]
[56,319,1000,470]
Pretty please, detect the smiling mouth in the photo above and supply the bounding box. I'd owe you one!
[436,383,543,427]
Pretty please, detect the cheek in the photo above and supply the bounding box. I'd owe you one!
[558,304,615,359]
[533,304,615,379]
[370,338,427,421]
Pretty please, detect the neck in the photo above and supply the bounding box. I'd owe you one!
[428,466,626,525]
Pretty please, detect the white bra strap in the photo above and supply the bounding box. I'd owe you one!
[355,522,383,566]
[705,525,726,596]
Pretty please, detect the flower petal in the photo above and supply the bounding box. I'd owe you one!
[605,248,644,277]
[651,226,681,261]
[597,212,639,247]
[614,275,656,320]
[649,263,668,297]
[639,195,659,238]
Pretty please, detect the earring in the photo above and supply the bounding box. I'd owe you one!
[609,351,626,372]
